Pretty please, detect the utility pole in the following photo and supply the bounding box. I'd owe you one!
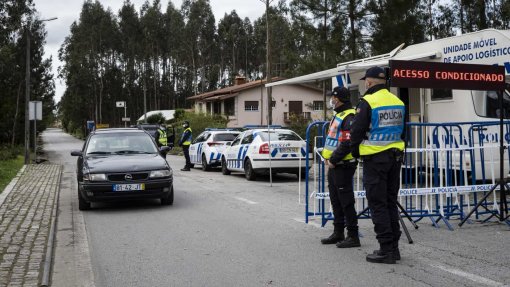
[323,0,328,120]
[261,0,273,125]
[24,20,31,164]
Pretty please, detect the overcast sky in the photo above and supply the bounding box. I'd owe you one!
[32,0,269,103]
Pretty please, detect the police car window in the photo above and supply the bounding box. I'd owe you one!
[258,130,302,141]
[204,133,212,141]
[231,136,242,146]
[241,133,254,144]
[214,133,238,141]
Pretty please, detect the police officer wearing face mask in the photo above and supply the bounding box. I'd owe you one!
[178,120,193,171]
[155,120,168,148]
[350,66,406,264]
[320,86,360,248]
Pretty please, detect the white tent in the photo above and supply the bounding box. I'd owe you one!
[137,110,175,122]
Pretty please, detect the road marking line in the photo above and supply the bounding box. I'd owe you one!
[234,197,258,205]
[292,218,323,229]
[429,262,505,287]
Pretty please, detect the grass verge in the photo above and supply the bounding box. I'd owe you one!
[0,156,24,193]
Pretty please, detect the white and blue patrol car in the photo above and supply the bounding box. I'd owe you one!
[189,129,241,171]
[221,128,307,180]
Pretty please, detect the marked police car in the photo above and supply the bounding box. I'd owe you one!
[221,128,307,180]
[189,129,241,171]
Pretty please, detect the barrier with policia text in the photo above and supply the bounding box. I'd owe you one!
[303,116,510,229]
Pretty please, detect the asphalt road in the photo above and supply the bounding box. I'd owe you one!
[43,128,510,287]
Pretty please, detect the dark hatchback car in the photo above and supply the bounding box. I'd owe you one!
[71,128,174,210]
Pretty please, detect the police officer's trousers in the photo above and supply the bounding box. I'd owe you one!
[362,150,402,251]
[327,164,358,236]
[182,145,191,168]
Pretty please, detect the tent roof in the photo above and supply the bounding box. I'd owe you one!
[137,110,175,122]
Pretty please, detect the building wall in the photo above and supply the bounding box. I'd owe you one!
[227,85,325,128]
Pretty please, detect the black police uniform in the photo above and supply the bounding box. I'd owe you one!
[328,106,359,247]
[350,83,406,263]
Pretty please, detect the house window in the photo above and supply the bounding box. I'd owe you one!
[245,101,259,111]
[313,101,323,111]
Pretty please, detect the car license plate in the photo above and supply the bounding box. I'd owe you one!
[112,183,145,192]
[279,147,298,153]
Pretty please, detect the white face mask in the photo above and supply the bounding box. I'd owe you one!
[329,98,336,109]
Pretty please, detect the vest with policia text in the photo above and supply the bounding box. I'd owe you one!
[181,127,192,146]
[359,88,405,156]
[321,108,355,160]
[158,129,167,146]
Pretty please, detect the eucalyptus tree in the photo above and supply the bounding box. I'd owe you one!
[366,0,427,55]
[182,0,217,96]
[0,0,55,146]
[118,1,143,117]
[162,2,185,108]
[253,3,297,79]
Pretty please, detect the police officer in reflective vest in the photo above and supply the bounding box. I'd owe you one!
[320,86,360,248]
[350,66,405,264]
[155,120,168,148]
[178,120,193,171]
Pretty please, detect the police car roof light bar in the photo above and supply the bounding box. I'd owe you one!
[243,125,283,129]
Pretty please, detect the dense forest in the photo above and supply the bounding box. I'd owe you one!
[1,0,510,144]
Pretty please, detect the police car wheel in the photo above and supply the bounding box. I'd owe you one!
[221,157,231,175]
[201,154,210,171]
[244,159,256,181]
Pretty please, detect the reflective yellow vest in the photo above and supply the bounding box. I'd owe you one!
[181,127,192,146]
[158,129,167,146]
[359,88,405,156]
[321,108,355,160]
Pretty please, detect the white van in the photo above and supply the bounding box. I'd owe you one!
[267,29,510,180]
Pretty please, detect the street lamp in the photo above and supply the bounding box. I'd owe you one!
[25,17,57,164]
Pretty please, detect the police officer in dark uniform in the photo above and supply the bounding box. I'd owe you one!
[320,87,360,248]
[178,120,193,171]
[350,66,406,264]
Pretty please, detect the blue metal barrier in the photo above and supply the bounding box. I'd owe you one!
[305,120,510,229]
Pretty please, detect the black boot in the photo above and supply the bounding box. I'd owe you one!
[372,249,400,260]
[366,250,396,264]
[181,166,190,171]
[320,228,344,245]
[336,236,361,248]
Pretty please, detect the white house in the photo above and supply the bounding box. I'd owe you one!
[187,77,326,127]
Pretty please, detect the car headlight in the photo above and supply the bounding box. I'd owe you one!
[149,169,172,178]
[83,173,107,181]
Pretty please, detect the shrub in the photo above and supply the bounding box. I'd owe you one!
[0,145,23,161]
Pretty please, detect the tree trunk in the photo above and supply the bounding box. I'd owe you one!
[11,82,23,147]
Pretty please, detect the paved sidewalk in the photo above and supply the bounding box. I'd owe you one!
[0,164,62,287]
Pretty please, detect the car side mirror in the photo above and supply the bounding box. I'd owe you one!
[160,146,171,152]
[70,150,83,156]
[226,142,232,146]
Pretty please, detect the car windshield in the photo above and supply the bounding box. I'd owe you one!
[213,133,239,141]
[257,130,302,141]
[86,132,158,155]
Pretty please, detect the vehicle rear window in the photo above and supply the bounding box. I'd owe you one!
[213,133,239,141]
[257,130,302,141]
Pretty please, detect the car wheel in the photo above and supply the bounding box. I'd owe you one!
[221,157,231,175]
[244,159,256,181]
[161,185,174,205]
[202,154,210,171]
[78,186,91,211]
